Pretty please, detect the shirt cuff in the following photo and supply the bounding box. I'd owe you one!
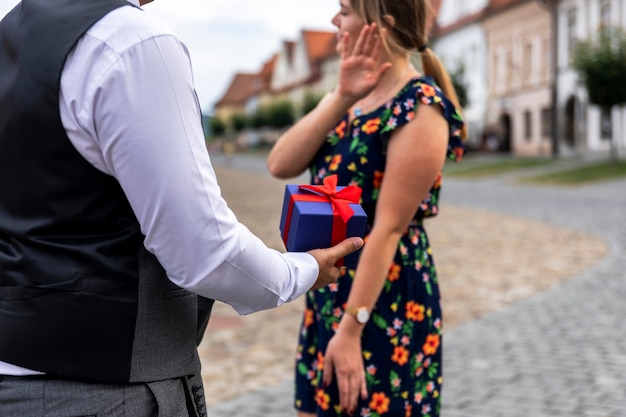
[281,252,319,302]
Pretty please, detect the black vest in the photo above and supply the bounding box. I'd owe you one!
[0,0,213,383]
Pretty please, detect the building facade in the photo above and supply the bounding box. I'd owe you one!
[548,0,626,159]
[484,0,554,156]
[431,0,489,150]
[214,0,626,160]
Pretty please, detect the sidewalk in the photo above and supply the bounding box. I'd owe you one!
[202,152,626,416]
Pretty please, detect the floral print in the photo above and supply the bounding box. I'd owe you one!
[295,76,464,416]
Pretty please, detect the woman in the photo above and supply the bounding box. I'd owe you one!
[267,0,465,415]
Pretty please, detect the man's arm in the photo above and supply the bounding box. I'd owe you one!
[59,8,360,314]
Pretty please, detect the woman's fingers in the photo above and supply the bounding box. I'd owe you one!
[360,23,379,58]
[340,31,350,61]
[337,370,366,415]
[351,24,369,56]
[360,373,368,400]
[368,26,385,63]
[338,373,355,414]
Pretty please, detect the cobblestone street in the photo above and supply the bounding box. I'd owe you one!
[198,154,624,416]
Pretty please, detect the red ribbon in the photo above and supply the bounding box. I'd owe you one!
[282,175,362,266]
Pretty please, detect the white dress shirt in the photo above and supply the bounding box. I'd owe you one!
[0,0,317,375]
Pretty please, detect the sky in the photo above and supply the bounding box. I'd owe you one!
[0,0,339,113]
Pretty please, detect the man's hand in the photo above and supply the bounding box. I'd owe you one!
[307,237,364,290]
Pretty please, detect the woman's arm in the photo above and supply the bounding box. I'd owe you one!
[322,103,449,414]
[267,24,391,179]
[266,90,354,179]
[342,103,448,331]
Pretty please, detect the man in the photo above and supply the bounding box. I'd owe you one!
[0,0,363,415]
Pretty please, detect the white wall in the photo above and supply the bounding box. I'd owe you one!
[437,0,488,27]
[556,0,626,157]
[432,23,488,149]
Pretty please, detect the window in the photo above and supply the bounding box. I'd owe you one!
[506,49,514,88]
[542,37,551,81]
[567,8,577,60]
[523,42,533,84]
[600,0,611,26]
[541,108,552,138]
[524,110,533,141]
[492,53,500,92]
[601,107,612,140]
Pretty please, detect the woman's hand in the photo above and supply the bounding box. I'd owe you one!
[336,23,392,103]
[322,330,368,415]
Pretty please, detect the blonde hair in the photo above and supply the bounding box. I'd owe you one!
[351,0,468,139]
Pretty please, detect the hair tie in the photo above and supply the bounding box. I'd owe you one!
[418,44,428,52]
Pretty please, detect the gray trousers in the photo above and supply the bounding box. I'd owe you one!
[0,374,206,417]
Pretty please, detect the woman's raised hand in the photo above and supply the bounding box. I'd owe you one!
[336,23,392,102]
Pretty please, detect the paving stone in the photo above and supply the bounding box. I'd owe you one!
[202,153,626,417]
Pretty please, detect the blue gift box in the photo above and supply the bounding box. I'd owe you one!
[279,183,367,268]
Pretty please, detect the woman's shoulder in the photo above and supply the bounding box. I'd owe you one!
[385,76,459,125]
[384,76,465,161]
[396,76,452,108]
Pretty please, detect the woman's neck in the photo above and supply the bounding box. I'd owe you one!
[351,56,417,117]
[380,51,419,87]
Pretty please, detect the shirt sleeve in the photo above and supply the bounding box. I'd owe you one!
[59,25,318,315]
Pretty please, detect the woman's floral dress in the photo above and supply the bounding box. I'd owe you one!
[294,76,465,417]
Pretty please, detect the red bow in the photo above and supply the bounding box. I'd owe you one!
[298,174,362,222]
[282,175,362,266]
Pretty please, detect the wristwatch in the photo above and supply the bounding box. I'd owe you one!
[345,306,370,324]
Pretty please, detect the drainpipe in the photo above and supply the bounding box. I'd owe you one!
[538,0,560,158]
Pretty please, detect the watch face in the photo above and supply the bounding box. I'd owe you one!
[356,308,370,324]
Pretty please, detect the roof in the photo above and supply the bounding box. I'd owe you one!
[213,73,259,108]
[431,9,486,38]
[486,0,529,13]
[214,54,277,109]
[258,53,278,85]
[427,0,443,36]
[430,0,531,38]
[302,30,337,64]
[214,0,443,109]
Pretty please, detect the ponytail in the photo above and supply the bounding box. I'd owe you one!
[420,48,468,140]
[352,0,469,140]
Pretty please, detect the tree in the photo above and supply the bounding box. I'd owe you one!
[450,63,470,109]
[267,99,295,129]
[230,112,249,133]
[301,90,325,116]
[250,105,270,129]
[572,25,626,163]
[209,115,226,138]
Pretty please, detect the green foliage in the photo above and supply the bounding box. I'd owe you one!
[444,157,553,178]
[571,25,626,108]
[267,99,295,128]
[449,63,470,109]
[209,115,226,136]
[230,112,249,132]
[250,105,270,129]
[520,161,626,185]
[301,90,324,115]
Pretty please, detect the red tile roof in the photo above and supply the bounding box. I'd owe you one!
[430,0,530,38]
[302,30,337,64]
[258,53,278,85]
[214,73,259,108]
[214,54,277,108]
[431,9,486,38]
[215,0,443,109]
[427,0,443,35]
[486,0,529,13]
